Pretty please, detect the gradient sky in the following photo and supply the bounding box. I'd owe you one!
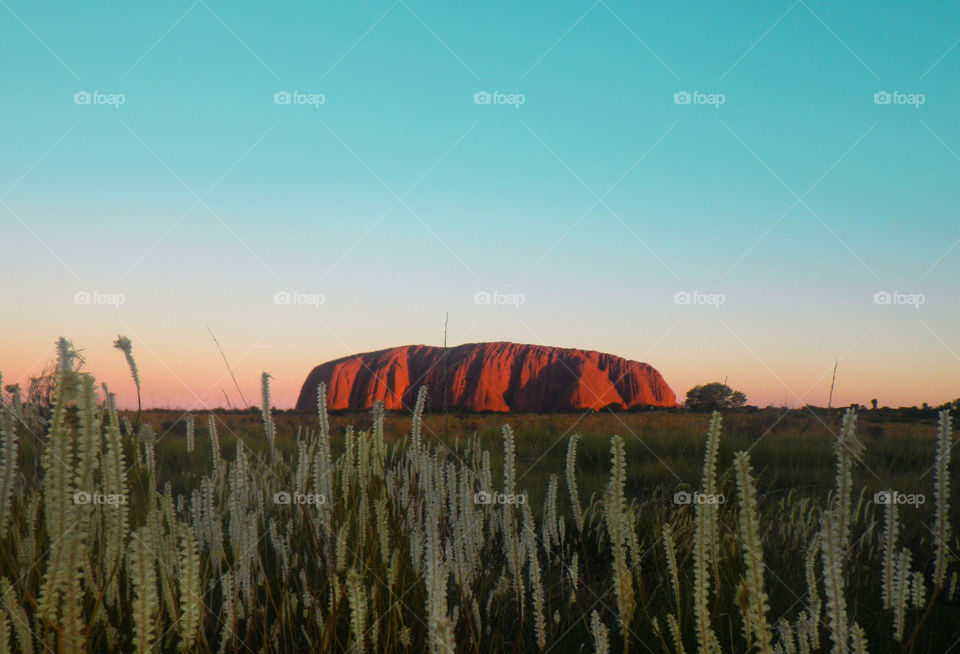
[2,0,959,410]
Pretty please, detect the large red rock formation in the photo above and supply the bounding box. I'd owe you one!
[295,342,675,412]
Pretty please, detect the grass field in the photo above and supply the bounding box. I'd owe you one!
[1,347,958,652]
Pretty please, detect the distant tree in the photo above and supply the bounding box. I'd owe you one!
[685,382,747,411]
[938,398,960,412]
[871,398,878,410]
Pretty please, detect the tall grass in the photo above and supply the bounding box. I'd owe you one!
[0,339,958,652]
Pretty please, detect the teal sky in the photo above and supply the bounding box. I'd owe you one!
[2,0,959,409]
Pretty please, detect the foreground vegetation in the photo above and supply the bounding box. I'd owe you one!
[0,340,958,652]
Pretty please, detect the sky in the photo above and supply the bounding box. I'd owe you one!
[1,0,959,410]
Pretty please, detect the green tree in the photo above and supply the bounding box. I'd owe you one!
[685,382,747,411]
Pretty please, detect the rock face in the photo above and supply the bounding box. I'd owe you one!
[295,342,675,412]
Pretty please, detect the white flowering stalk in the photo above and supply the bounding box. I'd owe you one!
[201,476,224,570]
[425,501,455,653]
[56,337,81,373]
[523,502,547,649]
[881,498,899,609]
[910,570,926,608]
[820,508,849,654]
[795,611,813,654]
[543,474,560,556]
[703,412,723,563]
[208,414,222,485]
[0,405,18,538]
[777,619,796,654]
[294,434,310,495]
[734,451,773,653]
[103,393,129,607]
[218,571,237,654]
[604,435,636,646]
[693,416,723,654]
[373,399,386,468]
[0,577,33,654]
[662,524,682,613]
[36,360,83,638]
[261,372,276,462]
[501,425,524,608]
[74,374,101,506]
[503,424,517,497]
[336,523,351,571]
[314,382,334,560]
[693,503,718,654]
[185,413,195,453]
[113,335,141,424]
[568,553,579,606]
[590,610,610,654]
[893,547,912,642]
[177,524,202,650]
[317,381,332,459]
[412,387,427,458]
[667,613,686,654]
[139,424,158,488]
[933,409,953,588]
[358,485,370,555]
[346,568,368,652]
[849,622,868,654]
[128,528,159,654]
[150,500,180,626]
[566,434,584,533]
[833,408,863,551]
[341,426,355,505]
[803,535,821,650]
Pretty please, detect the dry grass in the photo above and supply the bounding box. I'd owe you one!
[1,342,958,652]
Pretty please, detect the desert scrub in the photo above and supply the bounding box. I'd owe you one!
[0,338,957,652]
